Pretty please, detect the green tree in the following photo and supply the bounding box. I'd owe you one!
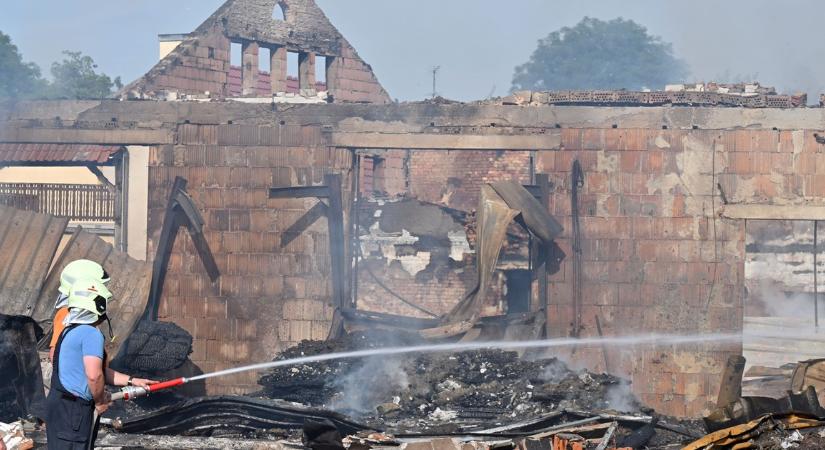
[47,51,122,99]
[512,17,689,92]
[0,31,46,99]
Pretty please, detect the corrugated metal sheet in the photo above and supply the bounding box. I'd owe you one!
[32,228,152,358]
[0,143,123,165]
[0,205,68,316]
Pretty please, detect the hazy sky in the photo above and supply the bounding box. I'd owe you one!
[2,1,823,102]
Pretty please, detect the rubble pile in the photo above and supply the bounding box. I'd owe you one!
[258,331,639,432]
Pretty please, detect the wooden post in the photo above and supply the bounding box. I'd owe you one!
[538,174,551,312]
[716,355,747,407]
[325,174,348,310]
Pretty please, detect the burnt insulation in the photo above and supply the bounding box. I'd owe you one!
[0,314,45,422]
[110,320,192,376]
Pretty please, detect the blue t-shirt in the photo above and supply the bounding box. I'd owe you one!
[57,325,105,401]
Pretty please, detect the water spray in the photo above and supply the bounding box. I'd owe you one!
[110,332,744,401]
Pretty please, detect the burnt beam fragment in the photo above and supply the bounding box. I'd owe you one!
[144,177,220,321]
[282,201,328,248]
[269,186,331,199]
[268,174,349,314]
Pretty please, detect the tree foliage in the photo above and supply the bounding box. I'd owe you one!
[0,31,46,99]
[512,17,689,92]
[0,31,120,100]
[47,51,122,99]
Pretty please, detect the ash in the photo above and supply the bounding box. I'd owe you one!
[258,331,638,432]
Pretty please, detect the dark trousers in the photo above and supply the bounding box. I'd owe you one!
[45,390,99,450]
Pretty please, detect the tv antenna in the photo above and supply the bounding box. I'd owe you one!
[431,66,441,99]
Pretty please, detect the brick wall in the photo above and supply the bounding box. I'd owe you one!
[536,128,825,416]
[121,0,391,103]
[138,26,231,98]
[407,150,533,211]
[148,123,352,394]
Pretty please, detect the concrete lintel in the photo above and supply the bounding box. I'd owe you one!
[331,132,561,150]
[721,204,825,221]
[0,127,173,145]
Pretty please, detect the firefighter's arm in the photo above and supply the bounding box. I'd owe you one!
[105,367,158,388]
[83,355,111,413]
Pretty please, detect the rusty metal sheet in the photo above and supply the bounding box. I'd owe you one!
[490,181,563,243]
[419,182,563,339]
[0,143,123,165]
[0,205,68,316]
[420,185,518,339]
[32,228,152,358]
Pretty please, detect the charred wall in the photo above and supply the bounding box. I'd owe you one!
[147,123,353,394]
[5,101,825,416]
[354,150,534,318]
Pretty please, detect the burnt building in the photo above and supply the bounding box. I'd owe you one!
[2,0,824,419]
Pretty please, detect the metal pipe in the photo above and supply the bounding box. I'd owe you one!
[815,220,819,329]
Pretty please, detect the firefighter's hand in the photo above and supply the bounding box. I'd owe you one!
[131,378,159,388]
[95,391,112,415]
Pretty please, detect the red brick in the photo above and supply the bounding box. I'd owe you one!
[642,151,664,172]
[636,241,657,262]
[586,173,609,194]
[620,151,642,172]
[582,284,617,306]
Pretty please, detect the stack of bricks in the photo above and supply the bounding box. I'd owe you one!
[536,127,825,416]
[149,123,352,394]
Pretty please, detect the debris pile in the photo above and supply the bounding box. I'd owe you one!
[492,87,807,108]
[258,331,639,432]
[0,421,34,450]
[665,81,778,95]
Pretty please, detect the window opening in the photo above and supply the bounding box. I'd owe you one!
[315,55,327,89]
[273,2,286,21]
[259,47,271,74]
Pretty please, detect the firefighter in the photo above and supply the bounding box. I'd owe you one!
[46,279,156,449]
[49,260,110,361]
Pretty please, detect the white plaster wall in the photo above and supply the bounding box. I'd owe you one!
[159,40,182,60]
[0,166,114,184]
[126,146,149,261]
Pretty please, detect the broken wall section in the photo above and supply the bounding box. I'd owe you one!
[121,0,390,104]
[149,123,353,395]
[355,150,535,319]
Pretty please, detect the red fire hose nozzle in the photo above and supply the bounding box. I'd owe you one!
[110,377,188,401]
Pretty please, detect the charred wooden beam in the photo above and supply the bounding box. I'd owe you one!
[268,174,349,314]
[268,185,331,199]
[144,177,220,321]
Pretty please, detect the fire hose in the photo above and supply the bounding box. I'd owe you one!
[105,332,747,403]
[110,377,189,401]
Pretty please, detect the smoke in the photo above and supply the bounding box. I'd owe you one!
[748,279,816,320]
[605,380,638,413]
[330,355,409,414]
[540,359,571,383]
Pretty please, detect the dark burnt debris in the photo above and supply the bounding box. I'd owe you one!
[251,331,705,449]
[258,331,636,430]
